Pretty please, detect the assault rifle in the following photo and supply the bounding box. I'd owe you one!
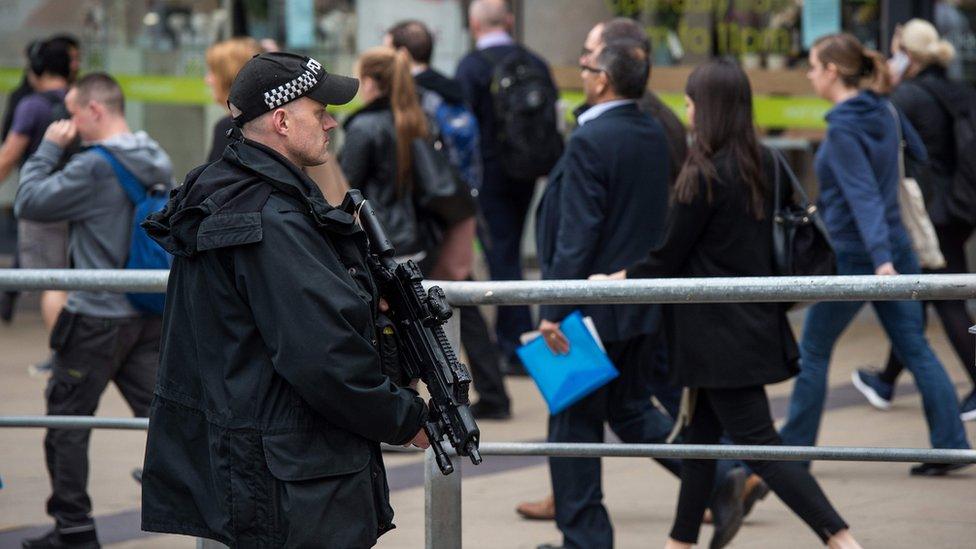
[341,190,482,475]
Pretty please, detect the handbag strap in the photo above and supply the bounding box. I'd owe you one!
[886,101,907,183]
[769,146,812,207]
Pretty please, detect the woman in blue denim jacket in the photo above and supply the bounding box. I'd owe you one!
[779,33,971,476]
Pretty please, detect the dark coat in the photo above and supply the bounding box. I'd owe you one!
[890,65,958,225]
[536,103,669,343]
[340,97,424,256]
[627,148,800,388]
[455,43,557,183]
[207,114,234,164]
[140,138,427,548]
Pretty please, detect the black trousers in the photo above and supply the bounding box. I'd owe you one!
[548,332,680,549]
[670,385,848,544]
[882,223,976,387]
[45,311,161,529]
[476,165,537,363]
[459,302,509,408]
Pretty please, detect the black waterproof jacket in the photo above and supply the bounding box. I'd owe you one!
[140,138,427,548]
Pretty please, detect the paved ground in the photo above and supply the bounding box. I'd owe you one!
[1,305,974,548]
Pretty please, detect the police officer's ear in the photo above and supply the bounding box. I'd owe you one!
[270,107,291,136]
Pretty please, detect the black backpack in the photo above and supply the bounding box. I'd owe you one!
[479,46,563,180]
[915,78,976,228]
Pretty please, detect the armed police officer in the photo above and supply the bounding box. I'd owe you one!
[140,52,429,548]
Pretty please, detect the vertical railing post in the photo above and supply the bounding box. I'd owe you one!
[425,308,463,548]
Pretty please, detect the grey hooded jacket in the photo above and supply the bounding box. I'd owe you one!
[15,131,174,318]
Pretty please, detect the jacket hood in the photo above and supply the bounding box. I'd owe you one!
[143,138,358,258]
[825,89,927,163]
[414,69,466,105]
[98,131,174,189]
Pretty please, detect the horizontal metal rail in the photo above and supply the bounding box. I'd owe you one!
[1,269,975,305]
[0,415,149,430]
[3,416,974,464]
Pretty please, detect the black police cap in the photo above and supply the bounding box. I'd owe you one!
[228,52,359,126]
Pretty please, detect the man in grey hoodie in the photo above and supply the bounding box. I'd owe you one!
[15,72,173,549]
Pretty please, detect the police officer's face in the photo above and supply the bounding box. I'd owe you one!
[284,97,338,167]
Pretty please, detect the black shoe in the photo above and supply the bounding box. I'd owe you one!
[709,467,746,549]
[909,462,972,477]
[470,400,511,420]
[22,527,100,549]
[742,476,770,518]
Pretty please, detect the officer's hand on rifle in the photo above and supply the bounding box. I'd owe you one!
[406,428,430,449]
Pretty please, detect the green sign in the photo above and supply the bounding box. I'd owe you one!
[560,90,827,129]
[0,68,829,128]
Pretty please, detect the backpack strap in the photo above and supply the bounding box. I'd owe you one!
[90,145,145,205]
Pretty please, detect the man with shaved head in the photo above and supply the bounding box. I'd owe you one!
[456,0,563,376]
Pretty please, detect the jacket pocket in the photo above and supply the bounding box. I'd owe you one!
[48,309,77,353]
[262,427,370,481]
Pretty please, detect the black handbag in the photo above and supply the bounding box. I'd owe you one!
[771,148,836,276]
[411,137,477,227]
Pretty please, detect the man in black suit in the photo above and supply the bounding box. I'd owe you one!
[533,40,675,549]
[455,0,562,374]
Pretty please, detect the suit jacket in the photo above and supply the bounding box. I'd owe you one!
[536,102,669,343]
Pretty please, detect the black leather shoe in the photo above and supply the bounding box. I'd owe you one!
[710,467,746,549]
[470,401,512,420]
[22,527,100,549]
[910,462,972,476]
[742,475,770,518]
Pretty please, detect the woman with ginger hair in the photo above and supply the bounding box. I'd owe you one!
[204,37,261,162]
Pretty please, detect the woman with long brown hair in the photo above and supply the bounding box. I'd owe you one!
[778,32,971,476]
[594,59,861,549]
[340,46,429,257]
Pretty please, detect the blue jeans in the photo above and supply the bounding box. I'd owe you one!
[780,242,969,450]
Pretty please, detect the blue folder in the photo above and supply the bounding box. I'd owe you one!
[516,310,619,415]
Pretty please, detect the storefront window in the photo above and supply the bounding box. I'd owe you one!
[936,0,976,82]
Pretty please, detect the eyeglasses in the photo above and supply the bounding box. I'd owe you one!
[579,64,605,74]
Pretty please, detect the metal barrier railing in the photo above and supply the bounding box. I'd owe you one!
[2,269,976,548]
[3,269,976,303]
[5,415,976,549]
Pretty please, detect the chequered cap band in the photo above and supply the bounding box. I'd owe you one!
[263,58,323,110]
